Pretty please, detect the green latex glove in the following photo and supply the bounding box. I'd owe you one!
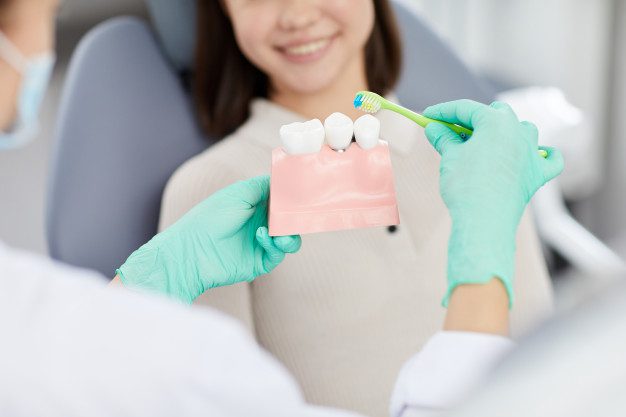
[423,100,564,307]
[117,175,301,304]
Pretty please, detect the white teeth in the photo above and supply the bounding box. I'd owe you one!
[285,38,330,56]
[324,112,353,151]
[280,114,379,154]
[353,114,380,150]
[279,119,325,155]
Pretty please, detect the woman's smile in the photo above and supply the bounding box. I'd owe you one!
[276,34,337,64]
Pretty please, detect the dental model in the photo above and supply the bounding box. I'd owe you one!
[280,119,325,155]
[269,115,399,236]
[353,114,380,150]
[324,112,353,151]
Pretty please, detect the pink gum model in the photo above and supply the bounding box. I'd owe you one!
[269,142,400,236]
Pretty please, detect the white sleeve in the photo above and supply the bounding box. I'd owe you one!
[390,331,515,417]
[0,243,363,417]
[0,243,512,417]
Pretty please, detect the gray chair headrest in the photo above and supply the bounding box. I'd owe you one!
[145,0,197,71]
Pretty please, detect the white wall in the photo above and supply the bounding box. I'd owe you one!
[405,0,625,243]
[407,0,613,133]
[600,0,626,248]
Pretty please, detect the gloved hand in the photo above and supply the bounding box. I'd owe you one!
[117,175,301,304]
[423,100,564,307]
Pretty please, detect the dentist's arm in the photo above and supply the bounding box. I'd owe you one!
[444,278,509,336]
[391,100,563,417]
[430,98,563,338]
[112,175,301,304]
[425,100,563,308]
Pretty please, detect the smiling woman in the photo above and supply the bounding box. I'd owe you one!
[160,1,555,415]
[194,0,401,137]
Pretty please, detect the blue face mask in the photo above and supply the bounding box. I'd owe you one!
[0,31,55,150]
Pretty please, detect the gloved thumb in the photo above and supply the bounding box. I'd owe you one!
[273,234,302,253]
[255,226,286,274]
[539,146,565,182]
[425,122,464,155]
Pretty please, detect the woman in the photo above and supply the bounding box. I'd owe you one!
[159,1,552,415]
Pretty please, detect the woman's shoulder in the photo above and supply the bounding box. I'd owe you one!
[159,130,273,229]
[171,130,270,185]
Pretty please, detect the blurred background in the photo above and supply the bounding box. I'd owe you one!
[1,0,625,288]
[0,0,148,253]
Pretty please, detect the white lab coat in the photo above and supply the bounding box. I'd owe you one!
[0,241,513,417]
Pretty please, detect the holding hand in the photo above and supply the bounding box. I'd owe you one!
[117,175,301,304]
[423,100,564,307]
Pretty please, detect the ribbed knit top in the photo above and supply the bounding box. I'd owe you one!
[158,97,553,417]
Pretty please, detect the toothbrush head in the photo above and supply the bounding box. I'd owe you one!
[354,91,384,114]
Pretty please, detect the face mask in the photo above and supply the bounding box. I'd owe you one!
[0,31,55,150]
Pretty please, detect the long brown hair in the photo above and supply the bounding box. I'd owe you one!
[194,0,403,138]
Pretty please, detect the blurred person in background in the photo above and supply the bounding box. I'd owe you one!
[0,0,56,144]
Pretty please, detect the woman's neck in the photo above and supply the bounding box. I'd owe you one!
[270,56,369,121]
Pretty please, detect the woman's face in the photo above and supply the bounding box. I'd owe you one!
[223,0,375,95]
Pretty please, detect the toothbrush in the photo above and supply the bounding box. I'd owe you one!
[353,91,549,159]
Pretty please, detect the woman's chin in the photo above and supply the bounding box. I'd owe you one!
[279,73,341,95]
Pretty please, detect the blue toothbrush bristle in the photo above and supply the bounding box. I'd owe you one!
[353,95,363,109]
[354,92,380,113]
[354,91,382,113]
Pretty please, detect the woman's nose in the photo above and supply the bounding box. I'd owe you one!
[279,0,322,31]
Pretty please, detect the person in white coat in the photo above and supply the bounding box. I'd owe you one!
[0,1,564,416]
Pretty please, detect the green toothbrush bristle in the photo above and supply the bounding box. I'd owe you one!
[354,91,382,113]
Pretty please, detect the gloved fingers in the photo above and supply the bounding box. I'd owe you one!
[425,122,464,155]
[273,234,302,254]
[423,99,490,130]
[256,226,286,273]
[490,101,518,119]
[228,175,270,208]
[539,146,565,182]
[520,120,539,147]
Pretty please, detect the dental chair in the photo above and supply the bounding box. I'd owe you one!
[46,15,207,275]
[47,0,607,415]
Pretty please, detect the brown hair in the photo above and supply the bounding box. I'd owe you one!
[194,0,402,138]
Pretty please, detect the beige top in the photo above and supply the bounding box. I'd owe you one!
[159,98,553,417]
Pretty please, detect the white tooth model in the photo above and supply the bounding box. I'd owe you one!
[353,114,380,150]
[324,112,354,151]
[280,119,325,155]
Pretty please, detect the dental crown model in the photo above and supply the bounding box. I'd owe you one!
[269,112,400,236]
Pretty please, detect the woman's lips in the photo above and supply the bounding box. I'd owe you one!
[277,35,335,64]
